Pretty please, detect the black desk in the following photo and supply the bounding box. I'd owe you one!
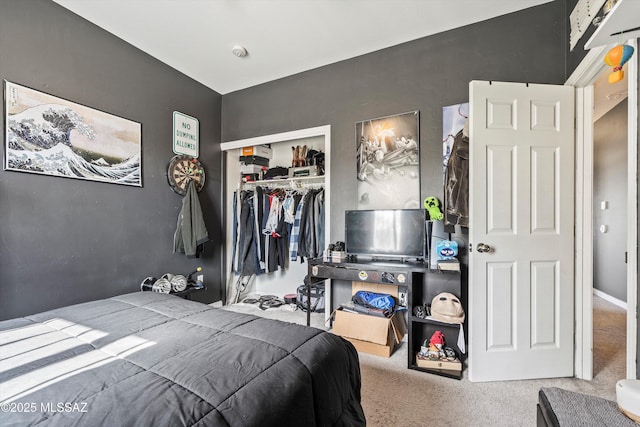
[307,259,425,322]
[307,258,421,362]
[307,257,464,379]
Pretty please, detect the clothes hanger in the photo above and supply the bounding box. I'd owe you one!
[459,104,470,138]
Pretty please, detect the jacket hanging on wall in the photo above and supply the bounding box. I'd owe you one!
[444,129,469,228]
[173,180,209,258]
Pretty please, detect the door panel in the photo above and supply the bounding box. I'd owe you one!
[531,261,558,347]
[487,262,515,350]
[487,145,516,233]
[469,81,574,382]
[531,147,558,233]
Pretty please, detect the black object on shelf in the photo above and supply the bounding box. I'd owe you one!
[407,268,465,380]
[171,285,207,300]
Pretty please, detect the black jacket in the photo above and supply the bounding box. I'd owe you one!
[444,130,469,228]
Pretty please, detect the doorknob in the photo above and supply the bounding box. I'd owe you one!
[476,243,491,253]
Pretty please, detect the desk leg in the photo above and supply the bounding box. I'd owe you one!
[325,279,331,326]
[307,280,311,327]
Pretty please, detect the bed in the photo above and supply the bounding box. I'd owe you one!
[0,292,365,426]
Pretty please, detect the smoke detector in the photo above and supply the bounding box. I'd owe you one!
[606,91,626,100]
[232,45,248,57]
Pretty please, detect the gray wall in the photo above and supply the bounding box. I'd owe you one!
[221,0,566,307]
[593,100,628,301]
[0,0,224,320]
[222,1,567,247]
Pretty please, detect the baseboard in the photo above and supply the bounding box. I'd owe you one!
[593,288,627,310]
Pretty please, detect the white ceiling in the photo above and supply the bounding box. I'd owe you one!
[594,62,629,122]
[52,0,552,94]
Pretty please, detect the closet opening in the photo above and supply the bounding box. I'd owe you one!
[220,126,332,320]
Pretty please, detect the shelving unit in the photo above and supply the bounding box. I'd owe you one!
[308,257,465,378]
[407,268,465,379]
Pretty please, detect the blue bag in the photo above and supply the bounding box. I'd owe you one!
[352,290,395,311]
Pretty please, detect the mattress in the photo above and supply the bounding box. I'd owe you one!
[0,292,365,426]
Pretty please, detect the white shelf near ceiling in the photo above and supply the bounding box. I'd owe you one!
[585,0,640,49]
[570,0,606,51]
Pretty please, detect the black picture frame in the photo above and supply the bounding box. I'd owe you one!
[355,110,420,209]
[4,80,142,187]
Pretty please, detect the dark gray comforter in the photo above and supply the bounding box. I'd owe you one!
[0,292,365,426]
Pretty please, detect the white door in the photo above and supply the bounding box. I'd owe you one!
[468,81,575,382]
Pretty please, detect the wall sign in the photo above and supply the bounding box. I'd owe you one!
[173,111,199,157]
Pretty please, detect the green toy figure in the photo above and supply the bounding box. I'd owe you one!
[424,196,444,221]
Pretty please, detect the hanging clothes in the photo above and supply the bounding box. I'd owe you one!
[268,203,289,271]
[296,191,313,261]
[313,189,325,258]
[296,189,325,261]
[173,180,209,258]
[289,194,305,261]
[444,129,469,228]
[255,186,266,266]
[236,191,262,275]
[231,190,239,272]
[232,185,324,275]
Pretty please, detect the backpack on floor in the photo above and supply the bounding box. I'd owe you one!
[296,279,325,313]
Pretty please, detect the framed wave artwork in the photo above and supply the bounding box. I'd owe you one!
[3,80,142,187]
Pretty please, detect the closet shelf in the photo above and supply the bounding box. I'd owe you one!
[241,175,324,188]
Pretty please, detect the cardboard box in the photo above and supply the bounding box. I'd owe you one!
[330,251,346,262]
[332,281,405,357]
[333,308,406,357]
[241,145,272,159]
[416,353,462,371]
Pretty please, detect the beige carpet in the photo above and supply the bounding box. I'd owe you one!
[221,301,328,329]
[222,296,627,426]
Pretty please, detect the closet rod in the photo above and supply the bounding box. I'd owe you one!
[241,181,324,190]
[240,175,324,190]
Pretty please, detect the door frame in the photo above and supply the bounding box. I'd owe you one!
[220,125,332,317]
[567,39,638,380]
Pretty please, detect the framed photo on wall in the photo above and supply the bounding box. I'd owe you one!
[4,80,142,187]
[355,110,420,209]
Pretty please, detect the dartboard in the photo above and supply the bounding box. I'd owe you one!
[167,155,205,196]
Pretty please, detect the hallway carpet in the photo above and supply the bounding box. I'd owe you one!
[358,296,627,426]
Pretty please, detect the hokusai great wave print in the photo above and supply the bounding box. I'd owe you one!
[4,81,142,187]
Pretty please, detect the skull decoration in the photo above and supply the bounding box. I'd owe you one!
[430,292,465,324]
